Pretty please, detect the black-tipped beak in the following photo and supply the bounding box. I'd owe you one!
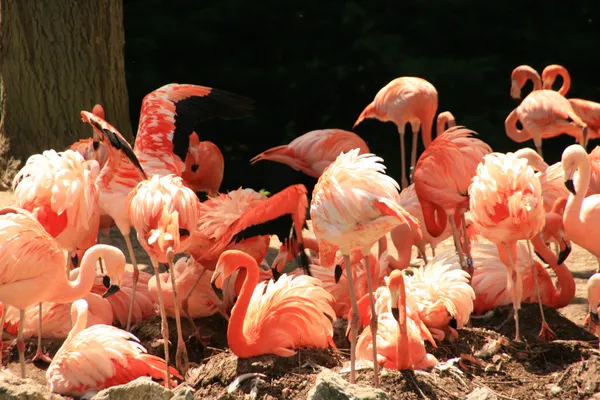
[93,140,99,150]
[102,275,111,289]
[297,247,312,277]
[191,164,199,172]
[565,179,575,195]
[102,284,120,298]
[71,254,79,268]
[211,276,223,300]
[449,317,458,329]
[271,267,282,281]
[557,240,572,265]
[534,249,547,265]
[391,307,400,321]
[334,264,343,284]
[590,311,599,324]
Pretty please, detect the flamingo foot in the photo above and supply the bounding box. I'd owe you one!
[175,342,189,377]
[32,348,52,364]
[538,322,557,342]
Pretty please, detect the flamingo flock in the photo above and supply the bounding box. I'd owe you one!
[1,63,600,396]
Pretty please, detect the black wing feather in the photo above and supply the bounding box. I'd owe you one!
[229,213,294,245]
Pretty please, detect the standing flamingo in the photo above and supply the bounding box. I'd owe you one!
[353,77,438,188]
[561,144,600,272]
[469,152,545,341]
[127,174,200,378]
[210,250,336,358]
[250,129,370,178]
[505,90,588,157]
[310,148,422,386]
[356,270,438,370]
[46,299,180,397]
[0,207,125,378]
[413,126,492,276]
[181,132,224,196]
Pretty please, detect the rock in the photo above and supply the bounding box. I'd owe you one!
[0,371,63,400]
[306,368,392,400]
[91,377,174,400]
[172,383,195,400]
[466,387,499,400]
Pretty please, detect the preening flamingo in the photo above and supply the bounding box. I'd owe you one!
[68,103,109,171]
[510,65,543,99]
[127,174,200,378]
[413,126,492,277]
[80,110,147,332]
[0,207,125,378]
[310,148,421,386]
[181,132,224,196]
[587,273,600,346]
[210,250,336,358]
[353,77,438,188]
[505,90,588,157]
[561,144,600,273]
[469,152,545,341]
[46,299,180,397]
[356,271,438,370]
[436,111,457,134]
[250,129,370,178]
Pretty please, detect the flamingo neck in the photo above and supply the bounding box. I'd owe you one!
[504,109,530,143]
[530,236,575,308]
[565,156,591,225]
[227,258,260,357]
[51,245,106,304]
[304,236,320,253]
[64,300,89,346]
[396,280,409,369]
[420,112,435,147]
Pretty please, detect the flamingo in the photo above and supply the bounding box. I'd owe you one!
[181,132,224,196]
[250,129,370,178]
[209,250,336,358]
[413,126,492,277]
[67,103,109,171]
[505,90,588,157]
[469,152,545,341]
[587,273,600,346]
[0,207,125,378]
[127,174,200,378]
[436,111,457,134]
[561,144,600,273]
[46,299,180,397]
[355,270,438,370]
[510,65,543,99]
[353,77,438,188]
[310,148,422,386]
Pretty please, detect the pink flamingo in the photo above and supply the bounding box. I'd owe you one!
[250,129,370,178]
[561,144,600,273]
[353,77,438,188]
[436,111,457,134]
[210,250,336,358]
[310,148,421,386]
[0,207,125,378]
[127,174,200,378]
[356,270,438,370]
[46,299,180,397]
[181,132,224,196]
[469,152,546,341]
[510,65,543,99]
[413,126,492,277]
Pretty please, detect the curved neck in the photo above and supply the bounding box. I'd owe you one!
[227,256,260,356]
[420,112,434,147]
[64,300,89,346]
[565,156,591,222]
[504,109,530,143]
[396,279,409,369]
[51,246,104,304]
[436,112,456,136]
[543,67,571,96]
[304,236,320,253]
[530,236,575,308]
[420,200,447,238]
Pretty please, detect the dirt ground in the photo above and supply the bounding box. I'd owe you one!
[1,189,600,400]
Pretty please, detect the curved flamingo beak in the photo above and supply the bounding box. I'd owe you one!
[101,276,120,298]
[557,240,572,265]
[390,288,400,321]
[590,311,599,324]
[93,140,100,150]
[334,264,343,284]
[565,179,575,195]
[210,271,224,300]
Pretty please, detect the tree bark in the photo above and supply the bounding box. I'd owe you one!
[0,0,132,162]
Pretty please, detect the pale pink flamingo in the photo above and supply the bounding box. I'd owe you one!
[0,207,125,378]
[469,152,545,341]
[413,126,492,277]
[505,90,588,157]
[353,77,438,188]
[250,129,370,178]
[310,148,422,386]
[46,299,180,397]
[181,133,224,196]
[561,144,600,273]
[210,250,336,358]
[356,270,438,370]
[127,174,200,378]
[586,273,600,346]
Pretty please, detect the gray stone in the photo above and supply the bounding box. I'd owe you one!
[306,368,392,400]
[172,384,195,400]
[466,387,499,400]
[91,377,174,400]
[0,372,63,400]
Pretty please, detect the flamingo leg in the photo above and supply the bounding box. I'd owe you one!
[398,129,408,189]
[0,303,6,365]
[17,309,25,378]
[431,245,436,258]
[448,215,467,271]
[526,240,556,341]
[124,234,140,331]
[504,243,522,341]
[167,248,189,375]
[533,137,543,159]
[151,258,172,389]
[409,130,419,185]
[460,213,474,281]
[182,268,206,343]
[32,303,51,363]
[344,254,361,385]
[363,255,380,388]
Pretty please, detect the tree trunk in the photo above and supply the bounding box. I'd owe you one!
[0,0,132,163]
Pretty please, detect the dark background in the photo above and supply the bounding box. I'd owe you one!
[122,0,600,196]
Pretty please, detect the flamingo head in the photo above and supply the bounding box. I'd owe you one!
[387,270,405,321]
[561,144,588,195]
[212,250,255,300]
[98,245,126,298]
[586,274,600,325]
[510,65,541,100]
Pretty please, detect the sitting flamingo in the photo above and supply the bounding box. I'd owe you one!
[46,299,180,397]
[210,250,336,358]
